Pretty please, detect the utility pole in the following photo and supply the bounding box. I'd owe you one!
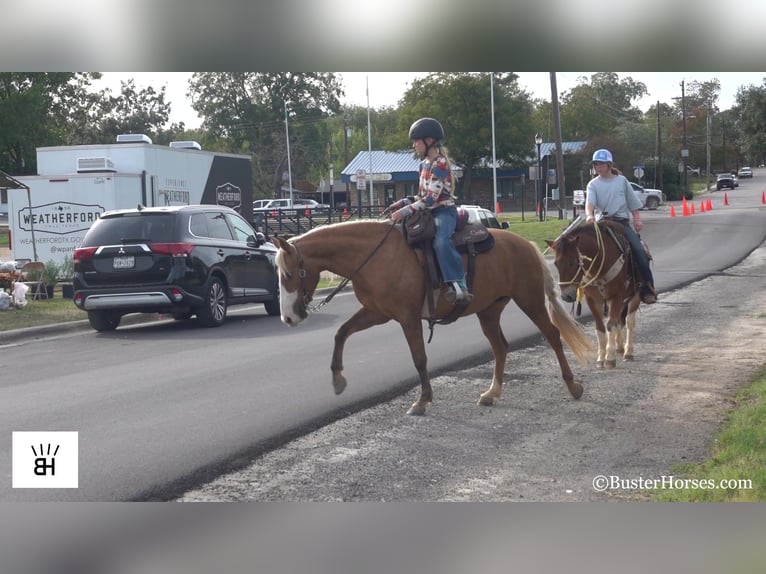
[722,112,727,173]
[656,101,663,190]
[681,80,689,199]
[550,73,566,219]
[706,105,711,191]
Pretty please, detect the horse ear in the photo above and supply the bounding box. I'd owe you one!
[272,236,288,250]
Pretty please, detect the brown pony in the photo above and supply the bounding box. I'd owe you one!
[272,220,593,416]
[546,220,641,368]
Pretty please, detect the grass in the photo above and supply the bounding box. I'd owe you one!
[499,214,578,250]
[0,289,84,331]
[0,226,8,248]
[650,365,766,502]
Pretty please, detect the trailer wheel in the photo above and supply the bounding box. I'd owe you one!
[645,196,660,210]
[88,310,121,332]
[196,276,227,327]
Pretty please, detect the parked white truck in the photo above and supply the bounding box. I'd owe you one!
[7,135,253,266]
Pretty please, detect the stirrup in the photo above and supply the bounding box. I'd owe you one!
[444,281,471,303]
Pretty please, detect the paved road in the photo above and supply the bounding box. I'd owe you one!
[1,183,764,502]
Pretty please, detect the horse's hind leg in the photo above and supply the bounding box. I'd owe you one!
[331,307,390,395]
[476,303,509,406]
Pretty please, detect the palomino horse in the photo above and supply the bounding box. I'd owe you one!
[546,220,641,368]
[272,220,593,416]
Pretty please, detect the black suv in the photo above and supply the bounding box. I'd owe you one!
[716,173,736,190]
[73,205,280,331]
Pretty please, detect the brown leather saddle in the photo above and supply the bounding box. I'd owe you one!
[403,207,495,333]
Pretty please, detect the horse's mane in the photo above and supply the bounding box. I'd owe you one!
[293,218,393,242]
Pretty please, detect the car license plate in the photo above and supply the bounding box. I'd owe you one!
[113,256,135,269]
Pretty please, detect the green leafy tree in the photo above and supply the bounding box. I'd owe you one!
[187,73,343,197]
[559,72,648,141]
[396,72,534,202]
[733,80,766,167]
[70,79,177,145]
[0,72,100,174]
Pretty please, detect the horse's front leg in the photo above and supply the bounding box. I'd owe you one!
[476,305,508,406]
[331,307,390,395]
[604,299,622,369]
[623,297,640,361]
[396,318,431,416]
[586,294,607,368]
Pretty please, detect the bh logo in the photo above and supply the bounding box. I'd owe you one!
[12,432,78,489]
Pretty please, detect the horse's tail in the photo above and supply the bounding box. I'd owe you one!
[531,241,594,365]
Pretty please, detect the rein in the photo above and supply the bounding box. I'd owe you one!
[558,223,620,289]
[296,222,397,312]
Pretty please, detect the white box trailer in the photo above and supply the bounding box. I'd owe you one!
[8,135,253,266]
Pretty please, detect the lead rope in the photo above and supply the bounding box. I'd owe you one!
[309,222,397,312]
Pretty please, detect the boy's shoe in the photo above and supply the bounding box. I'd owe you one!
[640,284,657,304]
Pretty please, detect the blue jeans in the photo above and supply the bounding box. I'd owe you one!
[432,206,465,283]
[616,220,654,287]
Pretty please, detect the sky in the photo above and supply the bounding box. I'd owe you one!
[92,72,766,130]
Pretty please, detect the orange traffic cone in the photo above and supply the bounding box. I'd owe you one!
[669,204,676,217]
[706,198,712,211]
[699,200,706,212]
[724,192,729,206]
[762,191,765,204]
[496,202,502,214]
[682,196,690,216]
[690,202,695,214]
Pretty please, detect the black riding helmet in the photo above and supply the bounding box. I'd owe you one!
[409,117,444,157]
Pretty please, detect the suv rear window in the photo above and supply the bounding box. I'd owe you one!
[80,213,176,247]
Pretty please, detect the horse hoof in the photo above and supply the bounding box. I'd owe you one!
[596,361,604,369]
[624,354,634,361]
[477,395,496,407]
[332,373,347,395]
[605,360,617,369]
[407,403,427,416]
[568,381,584,400]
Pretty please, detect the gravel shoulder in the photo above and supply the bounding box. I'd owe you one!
[178,245,766,501]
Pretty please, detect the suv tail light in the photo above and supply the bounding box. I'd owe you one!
[149,243,195,257]
[73,247,98,262]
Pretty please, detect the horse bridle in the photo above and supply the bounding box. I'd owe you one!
[290,242,313,315]
[557,223,607,290]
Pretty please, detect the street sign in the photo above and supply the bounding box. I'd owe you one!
[573,189,585,206]
[633,167,644,179]
[356,169,367,191]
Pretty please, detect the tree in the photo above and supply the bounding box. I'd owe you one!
[733,80,766,167]
[396,73,534,202]
[187,73,343,197]
[0,72,100,174]
[559,72,648,142]
[69,79,176,145]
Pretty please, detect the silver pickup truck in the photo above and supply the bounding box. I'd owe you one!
[629,182,665,210]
